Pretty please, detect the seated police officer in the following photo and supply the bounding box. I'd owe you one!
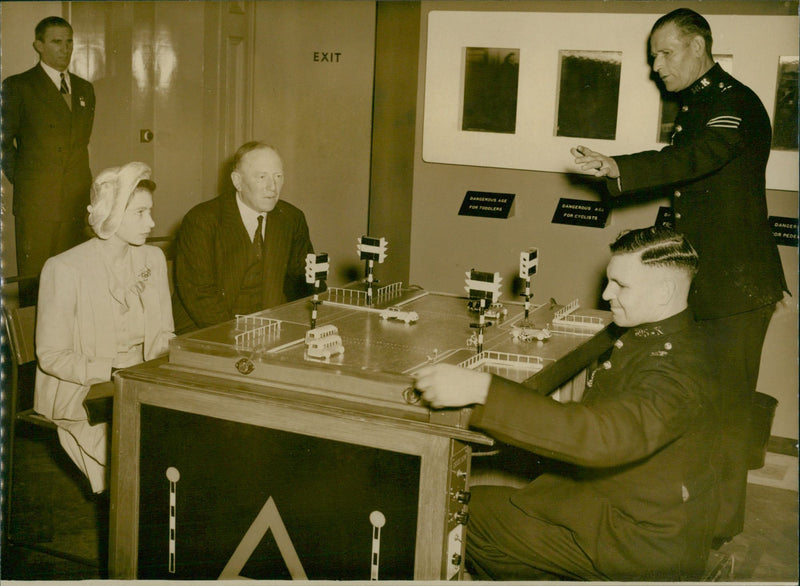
[415,226,722,581]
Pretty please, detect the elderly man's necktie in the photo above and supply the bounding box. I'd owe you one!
[60,73,71,110]
[253,214,265,259]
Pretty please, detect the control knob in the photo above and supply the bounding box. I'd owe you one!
[455,490,471,504]
[454,511,470,525]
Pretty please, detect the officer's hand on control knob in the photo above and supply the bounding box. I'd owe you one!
[414,364,491,409]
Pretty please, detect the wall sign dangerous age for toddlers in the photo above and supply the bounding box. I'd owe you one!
[458,191,515,219]
[552,198,609,228]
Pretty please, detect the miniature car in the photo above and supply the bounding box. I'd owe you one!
[485,304,508,320]
[468,300,507,319]
[511,325,552,342]
[380,306,419,324]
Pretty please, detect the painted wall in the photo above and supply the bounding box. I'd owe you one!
[251,1,376,285]
[368,1,420,288]
[410,1,799,439]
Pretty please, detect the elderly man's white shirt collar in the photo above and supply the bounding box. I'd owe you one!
[40,61,70,92]
[236,194,267,242]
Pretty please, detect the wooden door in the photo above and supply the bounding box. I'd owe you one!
[69,1,248,238]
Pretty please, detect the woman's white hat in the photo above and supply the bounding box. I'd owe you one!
[87,162,155,239]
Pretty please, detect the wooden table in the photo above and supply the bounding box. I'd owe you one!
[106,290,614,580]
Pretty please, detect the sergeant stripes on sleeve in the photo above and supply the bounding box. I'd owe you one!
[707,115,741,129]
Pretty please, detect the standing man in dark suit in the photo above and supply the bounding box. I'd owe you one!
[570,8,787,543]
[2,16,96,306]
[172,141,316,333]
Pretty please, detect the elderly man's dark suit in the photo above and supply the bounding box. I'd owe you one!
[465,310,721,581]
[172,192,314,333]
[1,63,95,304]
[605,64,786,539]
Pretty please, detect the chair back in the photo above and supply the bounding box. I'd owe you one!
[3,304,37,366]
[2,303,44,417]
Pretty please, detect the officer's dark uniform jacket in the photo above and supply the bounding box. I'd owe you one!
[607,64,786,319]
[469,310,722,580]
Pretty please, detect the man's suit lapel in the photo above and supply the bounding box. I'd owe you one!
[262,203,290,304]
[31,64,72,116]
[68,73,92,117]
[220,192,251,248]
[263,203,288,261]
[220,193,254,294]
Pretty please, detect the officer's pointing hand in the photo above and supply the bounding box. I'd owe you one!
[571,145,620,179]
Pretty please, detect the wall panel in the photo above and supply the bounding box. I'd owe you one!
[251,1,376,285]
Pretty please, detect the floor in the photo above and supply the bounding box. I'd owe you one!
[1,426,798,582]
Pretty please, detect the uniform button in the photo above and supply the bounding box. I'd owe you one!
[719,82,725,88]
[674,190,681,198]
[614,339,624,348]
[675,212,682,219]
[674,124,682,133]
[603,360,612,370]
[664,342,672,350]
[681,105,689,112]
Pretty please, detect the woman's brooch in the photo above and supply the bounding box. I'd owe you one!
[131,266,151,300]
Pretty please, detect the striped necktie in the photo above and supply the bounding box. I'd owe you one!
[253,214,265,259]
[60,73,71,109]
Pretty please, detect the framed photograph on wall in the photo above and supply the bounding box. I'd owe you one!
[422,11,798,191]
[462,47,520,134]
[556,50,621,140]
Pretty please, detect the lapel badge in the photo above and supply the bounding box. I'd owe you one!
[79,96,86,108]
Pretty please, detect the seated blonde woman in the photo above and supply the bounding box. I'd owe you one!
[34,162,175,494]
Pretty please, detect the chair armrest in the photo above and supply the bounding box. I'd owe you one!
[84,381,115,425]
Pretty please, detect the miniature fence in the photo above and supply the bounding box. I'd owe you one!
[326,282,404,306]
[553,298,580,320]
[551,313,605,336]
[326,287,366,305]
[234,315,282,350]
[376,282,403,301]
[458,350,546,381]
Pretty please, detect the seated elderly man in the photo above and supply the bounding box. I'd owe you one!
[415,226,722,581]
[172,141,315,333]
